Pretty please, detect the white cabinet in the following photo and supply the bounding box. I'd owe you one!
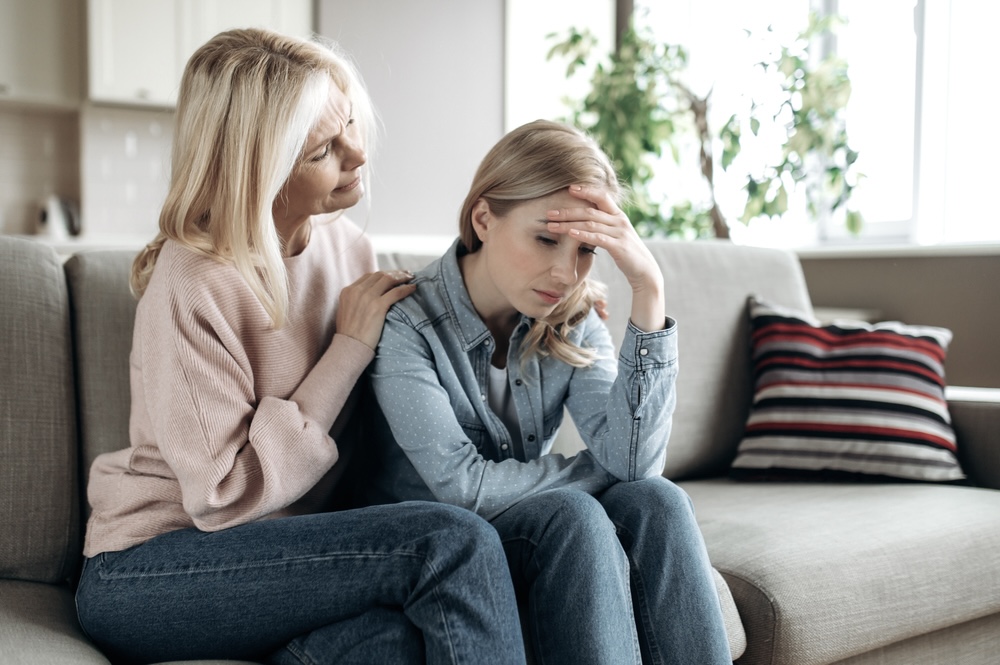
[87,0,182,107]
[0,0,83,108]
[87,0,314,108]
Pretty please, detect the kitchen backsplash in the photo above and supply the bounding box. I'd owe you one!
[80,106,173,240]
[0,106,172,240]
[0,109,80,235]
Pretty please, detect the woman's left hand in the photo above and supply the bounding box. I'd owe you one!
[546,185,666,332]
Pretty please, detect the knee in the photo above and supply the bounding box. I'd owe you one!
[602,477,696,525]
[416,502,506,562]
[531,489,617,546]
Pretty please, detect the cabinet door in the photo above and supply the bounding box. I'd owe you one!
[0,0,82,107]
[182,0,314,58]
[88,0,181,107]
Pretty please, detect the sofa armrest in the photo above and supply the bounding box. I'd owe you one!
[947,386,1000,490]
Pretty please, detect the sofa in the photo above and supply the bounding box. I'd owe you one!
[1,233,998,665]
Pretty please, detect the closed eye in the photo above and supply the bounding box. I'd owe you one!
[310,143,331,162]
[536,235,559,247]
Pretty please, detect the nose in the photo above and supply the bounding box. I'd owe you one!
[550,250,578,286]
[341,135,367,172]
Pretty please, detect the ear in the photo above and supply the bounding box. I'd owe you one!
[471,198,494,243]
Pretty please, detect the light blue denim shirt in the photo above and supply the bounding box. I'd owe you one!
[367,239,679,520]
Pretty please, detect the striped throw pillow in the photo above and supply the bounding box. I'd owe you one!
[731,297,966,482]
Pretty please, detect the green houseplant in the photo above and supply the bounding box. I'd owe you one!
[547,11,863,239]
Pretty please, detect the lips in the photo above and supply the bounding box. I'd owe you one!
[336,176,361,192]
[534,289,564,305]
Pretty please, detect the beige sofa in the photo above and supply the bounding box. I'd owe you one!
[2,234,999,664]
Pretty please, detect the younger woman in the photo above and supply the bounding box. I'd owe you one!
[367,120,731,664]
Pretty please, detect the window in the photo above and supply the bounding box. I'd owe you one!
[505,0,1000,246]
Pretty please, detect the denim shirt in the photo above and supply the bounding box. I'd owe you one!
[367,239,679,521]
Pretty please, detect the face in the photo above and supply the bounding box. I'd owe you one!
[472,190,597,321]
[273,81,366,235]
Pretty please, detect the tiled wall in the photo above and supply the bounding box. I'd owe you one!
[0,109,80,235]
[0,105,172,240]
[79,106,173,240]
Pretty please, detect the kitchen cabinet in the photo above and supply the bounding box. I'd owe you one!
[87,0,314,108]
[0,0,83,108]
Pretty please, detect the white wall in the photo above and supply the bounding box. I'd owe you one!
[318,0,505,241]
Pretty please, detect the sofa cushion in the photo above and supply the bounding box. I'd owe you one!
[63,250,139,512]
[0,237,79,585]
[0,580,109,664]
[731,297,965,482]
[679,478,1000,665]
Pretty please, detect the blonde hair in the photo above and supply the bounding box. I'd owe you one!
[130,28,376,328]
[459,120,622,368]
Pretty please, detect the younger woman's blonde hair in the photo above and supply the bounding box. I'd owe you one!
[459,119,623,368]
[130,28,376,328]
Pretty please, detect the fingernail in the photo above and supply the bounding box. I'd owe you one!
[571,185,582,192]
[547,210,560,217]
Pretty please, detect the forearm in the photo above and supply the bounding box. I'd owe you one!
[571,318,678,480]
[291,333,374,431]
[629,276,666,333]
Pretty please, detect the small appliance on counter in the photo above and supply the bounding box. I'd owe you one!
[36,195,81,240]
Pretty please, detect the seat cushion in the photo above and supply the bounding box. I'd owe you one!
[678,478,1000,665]
[0,580,108,664]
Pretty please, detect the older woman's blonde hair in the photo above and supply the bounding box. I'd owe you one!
[130,28,376,328]
[459,119,623,368]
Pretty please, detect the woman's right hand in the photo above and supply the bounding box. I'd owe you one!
[335,270,416,350]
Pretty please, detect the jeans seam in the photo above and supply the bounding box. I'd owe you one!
[97,550,426,581]
[282,640,316,665]
[614,521,658,665]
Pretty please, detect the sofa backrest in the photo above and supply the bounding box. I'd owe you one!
[63,250,139,521]
[0,237,80,584]
[585,239,813,479]
[3,236,813,582]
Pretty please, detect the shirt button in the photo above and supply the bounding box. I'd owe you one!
[484,339,491,346]
[481,394,487,401]
[527,434,536,442]
[515,379,523,386]
[501,443,509,451]
[639,348,649,356]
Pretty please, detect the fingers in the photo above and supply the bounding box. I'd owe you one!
[545,185,630,237]
[336,269,416,349]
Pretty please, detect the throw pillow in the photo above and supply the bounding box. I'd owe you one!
[731,297,966,483]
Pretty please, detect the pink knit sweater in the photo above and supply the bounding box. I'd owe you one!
[84,217,377,556]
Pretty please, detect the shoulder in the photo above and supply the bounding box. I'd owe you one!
[139,241,258,331]
[147,241,245,303]
[386,256,447,326]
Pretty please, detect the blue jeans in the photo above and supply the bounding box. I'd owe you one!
[491,477,731,665]
[76,501,525,665]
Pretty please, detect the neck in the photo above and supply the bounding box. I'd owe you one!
[276,216,312,258]
[459,250,520,342]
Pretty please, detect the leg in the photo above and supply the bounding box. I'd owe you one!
[491,488,642,665]
[268,608,423,665]
[76,501,524,665]
[599,477,731,665]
